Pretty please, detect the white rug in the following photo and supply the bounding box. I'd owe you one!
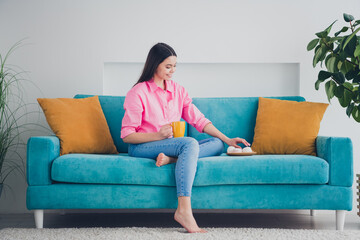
[1,227,359,240]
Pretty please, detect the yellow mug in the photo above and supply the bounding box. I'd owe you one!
[171,121,185,138]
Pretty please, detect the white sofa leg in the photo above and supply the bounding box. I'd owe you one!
[34,210,44,229]
[336,210,346,231]
[310,210,316,216]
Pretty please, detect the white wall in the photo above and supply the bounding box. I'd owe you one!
[104,62,300,97]
[0,0,359,214]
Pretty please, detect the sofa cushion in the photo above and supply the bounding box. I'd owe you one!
[74,95,128,153]
[189,96,306,151]
[37,96,118,155]
[251,97,328,156]
[51,154,329,186]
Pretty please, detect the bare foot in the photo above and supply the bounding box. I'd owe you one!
[174,210,207,233]
[156,153,176,167]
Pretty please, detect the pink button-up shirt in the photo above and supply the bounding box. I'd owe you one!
[121,78,211,139]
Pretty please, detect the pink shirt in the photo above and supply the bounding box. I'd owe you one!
[121,78,211,139]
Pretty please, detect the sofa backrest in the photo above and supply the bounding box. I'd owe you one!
[190,97,305,149]
[74,94,305,153]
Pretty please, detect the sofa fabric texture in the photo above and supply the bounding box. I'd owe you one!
[26,184,352,210]
[51,153,329,186]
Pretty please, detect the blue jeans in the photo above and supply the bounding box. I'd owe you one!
[128,137,224,197]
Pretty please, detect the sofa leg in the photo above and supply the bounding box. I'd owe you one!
[34,210,44,229]
[310,210,316,216]
[336,210,346,231]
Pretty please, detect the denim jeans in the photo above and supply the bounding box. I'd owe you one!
[128,137,224,197]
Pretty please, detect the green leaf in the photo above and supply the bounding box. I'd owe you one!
[318,70,332,80]
[314,45,320,53]
[346,103,354,117]
[337,61,343,70]
[352,105,360,122]
[339,35,348,51]
[343,82,354,91]
[316,20,337,38]
[319,48,328,63]
[354,88,360,102]
[338,88,352,107]
[325,80,336,102]
[335,27,349,37]
[345,70,359,80]
[325,20,337,34]
[313,46,324,67]
[316,31,327,38]
[343,27,360,50]
[343,13,354,22]
[344,35,357,56]
[307,39,319,51]
[312,45,321,66]
[353,74,360,83]
[324,54,333,68]
[326,57,337,72]
[332,72,345,84]
[315,80,322,90]
[334,85,344,98]
[354,45,360,58]
[354,20,360,27]
[340,60,354,74]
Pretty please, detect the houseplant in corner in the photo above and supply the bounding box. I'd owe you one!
[307,13,360,122]
[0,40,45,198]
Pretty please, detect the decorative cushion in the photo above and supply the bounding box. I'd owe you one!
[37,96,118,155]
[251,97,328,156]
[51,153,329,186]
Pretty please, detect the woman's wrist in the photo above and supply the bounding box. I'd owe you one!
[203,123,231,144]
[154,132,164,141]
[214,134,230,145]
[222,137,231,145]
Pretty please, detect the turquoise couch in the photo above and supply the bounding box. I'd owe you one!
[26,95,353,230]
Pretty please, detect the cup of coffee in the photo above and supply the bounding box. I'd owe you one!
[171,121,185,138]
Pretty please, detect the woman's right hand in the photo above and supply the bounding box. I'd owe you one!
[158,124,173,139]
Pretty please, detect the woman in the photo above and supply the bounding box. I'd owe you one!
[121,42,250,233]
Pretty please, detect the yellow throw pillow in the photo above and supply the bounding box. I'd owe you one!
[251,97,328,156]
[37,96,118,155]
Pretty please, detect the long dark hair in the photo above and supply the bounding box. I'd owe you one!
[134,43,177,87]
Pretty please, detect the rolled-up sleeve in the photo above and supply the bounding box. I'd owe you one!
[181,88,211,133]
[121,90,143,139]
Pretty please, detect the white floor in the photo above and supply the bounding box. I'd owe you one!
[0,210,359,230]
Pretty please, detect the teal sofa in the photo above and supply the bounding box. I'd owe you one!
[26,95,353,230]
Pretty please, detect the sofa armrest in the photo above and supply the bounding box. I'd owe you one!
[316,136,353,187]
[27,136,60,186]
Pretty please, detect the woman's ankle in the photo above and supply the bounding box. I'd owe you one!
[177,196,193,214]
[175,208,193,216]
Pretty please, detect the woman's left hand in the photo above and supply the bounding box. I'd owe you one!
[226,137,250,149]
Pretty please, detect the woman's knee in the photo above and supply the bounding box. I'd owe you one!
[180,137,199,151]
[213,137,224,148]
[182,137,199,147]
[214,138,225,155]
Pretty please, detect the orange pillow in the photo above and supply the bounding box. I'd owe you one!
[37,96,118,155]
[251,97,328,156]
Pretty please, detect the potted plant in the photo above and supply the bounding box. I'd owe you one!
[307,13,360,122]
[0,40,45,198]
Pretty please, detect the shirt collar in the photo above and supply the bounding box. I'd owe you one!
[148,78,174,93]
